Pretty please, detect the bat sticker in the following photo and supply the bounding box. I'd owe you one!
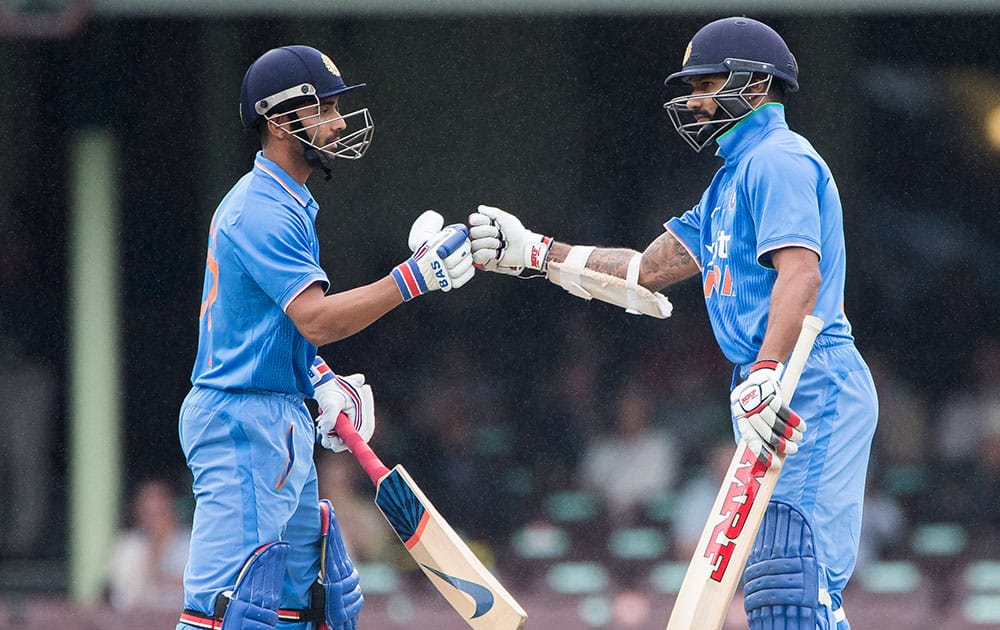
[421,564,496,618]
[375,469,428,543]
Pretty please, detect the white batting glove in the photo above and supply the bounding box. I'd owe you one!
[730,360,807,470]
[391,221,474,301]
[468,205,552,275]
[308,356,375,453]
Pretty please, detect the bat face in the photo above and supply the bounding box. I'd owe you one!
[374,465,527,629]
[704,444,770,582]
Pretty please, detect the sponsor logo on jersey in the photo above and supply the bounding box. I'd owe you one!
[704,229,735,298]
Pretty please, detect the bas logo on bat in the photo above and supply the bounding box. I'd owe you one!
[704,444,768,582]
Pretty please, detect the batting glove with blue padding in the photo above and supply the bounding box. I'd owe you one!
[309,356,375,453]
[391,221,474,301]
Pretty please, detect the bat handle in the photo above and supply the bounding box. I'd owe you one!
[334,411,391,484]
[780,314,824,398]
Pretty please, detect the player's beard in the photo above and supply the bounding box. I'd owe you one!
[301,132,340,181]
[692,107,724,146]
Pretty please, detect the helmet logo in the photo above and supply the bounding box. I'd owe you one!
[321,53,342,78]
[682,40,692,66]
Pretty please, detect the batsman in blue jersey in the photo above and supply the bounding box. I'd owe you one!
[176,45,475,630]
[468,17,877,630]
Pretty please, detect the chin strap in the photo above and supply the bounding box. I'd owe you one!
[302,145,333,181]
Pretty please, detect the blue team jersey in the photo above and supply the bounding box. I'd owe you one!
[191,152,329,396]
[666,104,854,365]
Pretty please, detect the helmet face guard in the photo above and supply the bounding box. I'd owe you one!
[663,65,772,152]
[257,85,375,162]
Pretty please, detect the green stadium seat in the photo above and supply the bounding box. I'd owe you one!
[963,560,1000,592]
[962,594,1000,626]
[511,523,572,560]
[607,526,668,561]
[910,522,968,557]
[357,562,401,595]
[543,490,601,523]
[856,560,923,594]
[648,561,688,595]
[545,561,609,595]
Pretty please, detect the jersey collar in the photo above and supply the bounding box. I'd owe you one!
[253,152,316,209]
[715,103,787,165]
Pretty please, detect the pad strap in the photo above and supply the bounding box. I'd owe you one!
[180,607,320,629]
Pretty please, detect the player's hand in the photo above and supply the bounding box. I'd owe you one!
[309,356,375,453]
[730,360,807,469]
[391,222,474,301]
[468,205,551,275]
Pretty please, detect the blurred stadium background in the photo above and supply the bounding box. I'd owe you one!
[1,0,999,628]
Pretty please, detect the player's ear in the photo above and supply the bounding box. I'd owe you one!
[263,117,288,143]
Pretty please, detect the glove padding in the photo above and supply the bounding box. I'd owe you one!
[468,205,551,275]
[309,356,375,453]
[730,360,807,470]
[392,222,474,300]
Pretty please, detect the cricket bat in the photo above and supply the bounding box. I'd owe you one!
[333,412,528,629]
[665,314,824,630]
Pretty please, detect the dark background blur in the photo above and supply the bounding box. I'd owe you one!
[1,3,999,628]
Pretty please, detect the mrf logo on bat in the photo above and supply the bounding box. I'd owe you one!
[703,443,769,581]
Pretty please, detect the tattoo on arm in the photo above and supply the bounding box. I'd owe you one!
[640,232,697,291]
[547,232,696,292]
[547,242,636,277]
[586,248,637,278]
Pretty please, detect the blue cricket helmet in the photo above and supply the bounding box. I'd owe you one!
[240,45,366,130]
[664,17,798,92]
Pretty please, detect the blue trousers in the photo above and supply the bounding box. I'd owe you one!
[734,340,878,628]
[177,386,321,630]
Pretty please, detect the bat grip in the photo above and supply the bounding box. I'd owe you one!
[334,412,391,484]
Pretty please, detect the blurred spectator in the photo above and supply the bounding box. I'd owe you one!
[866,351,929,469]
[938,339,1000,464]
[404,379,508,538]
[316,453,395,562]
[106,479,190,611]
[0,209,56,558]
[528,310,603,491]
[580,382,678,523]
[669,440,734,561]
[934,421,1000,544]
[962,427,1000,538]
[0,334,55,558]
[856,473,908,570]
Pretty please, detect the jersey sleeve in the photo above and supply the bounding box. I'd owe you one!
[229,202,329,310]
[744,151,822,268]
[664,204,704,269]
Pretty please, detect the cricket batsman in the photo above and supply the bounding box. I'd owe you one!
[176,45,474,629]
[468,17,878,630]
